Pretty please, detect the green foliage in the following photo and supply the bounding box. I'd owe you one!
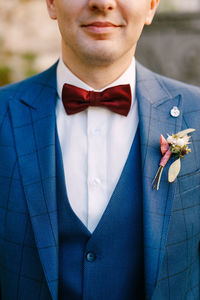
[0,50,39,87]
[0,65,12,86]
[25,67,38,77]
[21,52,36,63]
[23,51,38,78]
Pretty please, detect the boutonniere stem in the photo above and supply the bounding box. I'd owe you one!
[152,128,195,190]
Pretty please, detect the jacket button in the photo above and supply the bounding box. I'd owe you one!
[86,252,96,262]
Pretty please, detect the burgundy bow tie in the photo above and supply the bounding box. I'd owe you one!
[62,83,132,116]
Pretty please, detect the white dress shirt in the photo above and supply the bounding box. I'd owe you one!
[56,57,139,233]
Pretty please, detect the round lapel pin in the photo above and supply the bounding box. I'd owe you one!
[170,106,180,117]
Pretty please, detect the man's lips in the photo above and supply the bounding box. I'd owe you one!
[82,22,119,27]
[81,21,122,34]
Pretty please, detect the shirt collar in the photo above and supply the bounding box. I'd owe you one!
[56,56,136,108]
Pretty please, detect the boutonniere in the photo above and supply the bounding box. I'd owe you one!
[152,128,195,190]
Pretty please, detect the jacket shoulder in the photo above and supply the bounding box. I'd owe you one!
[155,72,200,101]
[0,61,58,105]
[136,62,200,116]
[136,62,200,102]
[0,62,58,127]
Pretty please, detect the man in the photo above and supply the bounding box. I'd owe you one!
[0,0,199,299]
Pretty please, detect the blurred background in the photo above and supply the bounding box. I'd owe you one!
[0,0,200,87]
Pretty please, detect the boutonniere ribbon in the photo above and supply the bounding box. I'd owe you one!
[152,128,195,190]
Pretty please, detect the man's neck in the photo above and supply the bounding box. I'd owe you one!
[62,49,135,90]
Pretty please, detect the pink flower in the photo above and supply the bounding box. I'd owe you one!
[160,135,169,155]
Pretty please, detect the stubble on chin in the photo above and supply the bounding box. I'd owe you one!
[74,41,128,67]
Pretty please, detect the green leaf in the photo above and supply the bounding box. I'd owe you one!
[168,158,181,182]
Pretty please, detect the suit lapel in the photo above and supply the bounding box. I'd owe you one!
[136,63,183,299]
[9,63,59,300]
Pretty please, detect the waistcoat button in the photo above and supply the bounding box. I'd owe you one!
[86,252,96,262]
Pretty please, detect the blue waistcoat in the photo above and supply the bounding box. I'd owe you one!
[57,129,145,300]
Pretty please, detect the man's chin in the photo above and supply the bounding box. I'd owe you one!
[80,48,121,66]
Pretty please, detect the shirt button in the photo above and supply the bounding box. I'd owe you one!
[89,178,100,186]
[92,128,101,136]
[86,252,96,262]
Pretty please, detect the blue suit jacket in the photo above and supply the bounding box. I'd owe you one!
[0,62,200,300]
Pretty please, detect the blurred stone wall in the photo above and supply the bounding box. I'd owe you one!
[0,1,200,87]
[158,0,200,12]
[0,0,60,86]
[136,12,200,86]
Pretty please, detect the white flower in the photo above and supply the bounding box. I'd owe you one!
[167,135,176,144]
[167,133,191,147]
[182,135,190,144]
[176,138,185,147]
